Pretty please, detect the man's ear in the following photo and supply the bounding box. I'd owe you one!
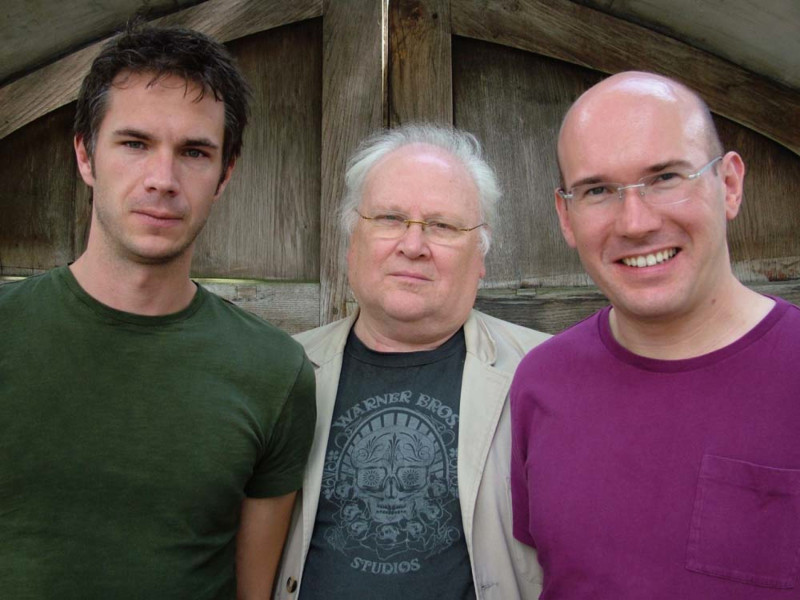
[74,135,95,187]
[214,159,236,199]
[554,189,577,248]
[721,151,746,221]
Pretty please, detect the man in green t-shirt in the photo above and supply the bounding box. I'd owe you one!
[0,24,315,599]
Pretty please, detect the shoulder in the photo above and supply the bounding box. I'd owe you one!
[199,287,307,362]
[0,271,58,315]
[470,309,550,351]
[776,296,800,320]
[292,316,354,361]
[516,308,605,373]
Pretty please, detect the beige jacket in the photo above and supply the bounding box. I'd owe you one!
[274,309,549,600]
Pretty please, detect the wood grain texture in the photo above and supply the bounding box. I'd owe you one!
[0,0,323,140]
[198,280,320,333]
[573,0,800,90]
[475,280,800,334]
[389,0,452,125]
[193,20,322,280]
[453,39,599,288]
[1,0,204,84]
[319,0,386,324]
[716,115,800,281]
[450,0,800,156]
[0,105,78,276]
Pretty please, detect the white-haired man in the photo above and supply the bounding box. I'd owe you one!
[274,125,549,600]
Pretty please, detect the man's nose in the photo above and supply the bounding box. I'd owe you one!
[614,186,663,238]
[396,221,431,257]
[143,151,179,195]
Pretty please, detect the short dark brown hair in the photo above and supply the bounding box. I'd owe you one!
[74,23,251,178]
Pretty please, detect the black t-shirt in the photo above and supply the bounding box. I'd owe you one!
[300,328,476,599]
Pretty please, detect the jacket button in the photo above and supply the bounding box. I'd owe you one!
[286,577,298,593]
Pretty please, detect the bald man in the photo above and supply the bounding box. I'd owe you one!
[509,72,800,598]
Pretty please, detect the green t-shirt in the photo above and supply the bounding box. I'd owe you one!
[0,267,316,599]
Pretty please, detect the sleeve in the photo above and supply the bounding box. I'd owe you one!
[245,354,317,498]
[510,366,537,548]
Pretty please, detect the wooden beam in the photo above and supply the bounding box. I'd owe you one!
[198,280,320,334]
[0,0,323,140]
[319,0,387,324]
[5,275,797,335]
[451,0,800,156]
[389,0,453,125]
[475,280,800,335]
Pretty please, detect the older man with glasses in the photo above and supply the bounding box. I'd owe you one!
[510,71,800,599]
[274,124,550,600]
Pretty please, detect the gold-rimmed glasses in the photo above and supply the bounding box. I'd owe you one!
[356,210,485,244]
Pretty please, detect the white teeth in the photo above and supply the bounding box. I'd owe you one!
[622,248,677,268]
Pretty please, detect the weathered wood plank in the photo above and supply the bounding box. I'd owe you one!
[450,0,800,156]
[193,20,322,280]
[319,0,386,324]
[1,0,204,84]
[389,0,452,125]
[453,39,599,288]
[5,274,796,336]
[0,105,78,276]
[0,0,324,140]
[475,280,800,334]
[573,0,800,91]
[198,280,320,334]
[717,115,800,280]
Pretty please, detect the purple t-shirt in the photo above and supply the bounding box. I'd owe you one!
[511,298,800,599]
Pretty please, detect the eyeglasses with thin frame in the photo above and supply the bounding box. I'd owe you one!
[355,210,485,244]
[557,156,723,212]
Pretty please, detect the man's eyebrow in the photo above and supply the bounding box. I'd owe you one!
[183,137,219,150]
[112,128,152,140]
[645,159,693,173]
[111,129,219,150]
[567,159,696,188]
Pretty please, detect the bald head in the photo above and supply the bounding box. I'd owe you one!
[557,72,722,186]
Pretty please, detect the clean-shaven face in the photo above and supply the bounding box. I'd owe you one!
[555,75,741,325]
[347,144,486,335]
[75,71,230,266]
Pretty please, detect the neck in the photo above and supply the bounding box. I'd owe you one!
[353,313,462,352]
[609,277,774,360]
[70,249,196,316]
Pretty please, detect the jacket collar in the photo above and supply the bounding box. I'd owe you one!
[303,308,496,366]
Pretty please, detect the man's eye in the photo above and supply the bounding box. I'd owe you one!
[584,185,612,197]
[122,141,145,150]
[651,172,681,186]
[427,221,458,233]
[375,214,405,225]
[184,149,207,159]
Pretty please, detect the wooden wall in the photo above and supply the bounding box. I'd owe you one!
[2,0,799,334]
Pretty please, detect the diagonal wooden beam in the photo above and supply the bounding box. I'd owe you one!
[451,0,800,156]
[0,0,323,140]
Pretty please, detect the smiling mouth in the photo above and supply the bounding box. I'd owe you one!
[620,248,678,268]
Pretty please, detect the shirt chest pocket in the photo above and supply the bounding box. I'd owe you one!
[686,454,800,589]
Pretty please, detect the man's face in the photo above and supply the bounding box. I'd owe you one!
[75,71,231,266]
[347,144,486,336]
[555,79,744,325]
